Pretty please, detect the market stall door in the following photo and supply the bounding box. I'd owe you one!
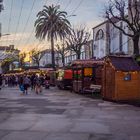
[104,67,115,99]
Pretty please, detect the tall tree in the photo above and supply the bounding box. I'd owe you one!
[105,0,140,56]
[30,49,45,68]
[66,27,90,59]
[1,56,17,73]
[34,5,71,69]
[55,43,68,67]
[19,52,26,68]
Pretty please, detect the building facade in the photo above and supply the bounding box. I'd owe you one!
[0,45,20,73]
[92,21,130,59]
[0,45,20,60]
[38,0,140,67]
[63,40,93,66]
[39,49,59,67]
[92,0,140,59]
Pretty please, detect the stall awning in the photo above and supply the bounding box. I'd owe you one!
[71,59,104,67]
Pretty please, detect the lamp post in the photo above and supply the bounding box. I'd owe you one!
[67,14,76,18]
[0,0,4,13]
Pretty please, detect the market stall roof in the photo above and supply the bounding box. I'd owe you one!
[71,59,104,66]
[107,56,140,71]
[39,68,54,71]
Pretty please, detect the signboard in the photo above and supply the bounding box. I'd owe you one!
[84,68,92,76]
[124,73,131,81]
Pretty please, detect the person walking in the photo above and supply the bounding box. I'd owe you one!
[34,76,42,94]
[30,74,35,90]
[19,76,24,95]
[23,76,31,95]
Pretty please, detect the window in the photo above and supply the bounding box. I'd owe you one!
[95,29,104,41]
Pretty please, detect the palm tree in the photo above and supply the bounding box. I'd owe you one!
[34,5,71,69]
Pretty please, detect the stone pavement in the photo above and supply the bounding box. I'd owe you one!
[0,86,140,140]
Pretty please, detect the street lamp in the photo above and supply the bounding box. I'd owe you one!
[69,14,76,17]
[67,14,76,18]
[0,0,4,13]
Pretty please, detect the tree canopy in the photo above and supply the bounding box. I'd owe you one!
[34,5,71,68]
[66,27,90,59]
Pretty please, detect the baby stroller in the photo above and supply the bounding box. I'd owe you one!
[44,80,50,89]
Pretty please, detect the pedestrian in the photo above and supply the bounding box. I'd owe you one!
[15,76,18,86]
[23,76,31,95]
[18,76,25,95]
[30,74,35,90]
[34,76,42,94]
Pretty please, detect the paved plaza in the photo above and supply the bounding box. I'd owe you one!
[0,87,140,140]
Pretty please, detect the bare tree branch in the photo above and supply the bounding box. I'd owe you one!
[105,0,140,55]
[66,27,90,59]
[30,48,45,67]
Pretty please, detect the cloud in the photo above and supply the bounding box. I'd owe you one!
[18,40,51,52]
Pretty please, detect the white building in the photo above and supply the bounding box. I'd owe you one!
[41,0,140,66]
[0,45,20,73]
[0,45,19,60]
[63,40,93,66]
[39,49,59,67]
[92,0,140,59]
[92,21,130,59]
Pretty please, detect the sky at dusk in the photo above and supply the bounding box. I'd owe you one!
[0,0,109,52]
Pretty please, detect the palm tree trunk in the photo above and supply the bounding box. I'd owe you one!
[133,35,140,56]
[77,52,81,59]
[62,55,65,67]
[51,33,55,69]
[37,61,40,68]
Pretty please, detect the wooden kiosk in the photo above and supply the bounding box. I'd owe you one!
[102,56,140,101]
[56,69,73,89]
[71,59,104,93]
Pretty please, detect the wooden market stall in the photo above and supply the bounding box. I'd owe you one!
[56,69,73,89]
[102,56,140,101]
[48,70,56,86]
[71,59,104,93]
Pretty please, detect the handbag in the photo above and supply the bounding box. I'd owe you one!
[19,85,24,91]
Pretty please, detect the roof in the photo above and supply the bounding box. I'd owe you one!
[40,49,57,54]
[0,46,11,51]
[92,20,108,30]
[71,59,104,67]
[92,15,128,30]
[108,56,140,71]
[0,46,20,52]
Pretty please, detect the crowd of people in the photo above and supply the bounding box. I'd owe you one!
[0,73,51,95]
